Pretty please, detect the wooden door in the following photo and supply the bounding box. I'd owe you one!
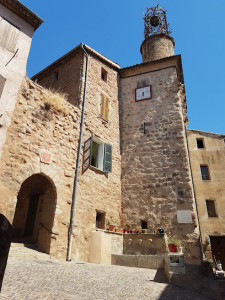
[24,195,39,237]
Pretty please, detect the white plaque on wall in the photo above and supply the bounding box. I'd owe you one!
[177,210,192,224]
[135,86,152,102]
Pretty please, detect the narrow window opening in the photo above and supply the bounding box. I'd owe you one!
[52,71,59,82]
[101,68,107,83]
[206,200,217,218]
[197,138,204,149]
[200,165,210,180]
[141,220,147,229]
[96,211,105,229]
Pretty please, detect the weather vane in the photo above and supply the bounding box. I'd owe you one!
[144,4,172,38]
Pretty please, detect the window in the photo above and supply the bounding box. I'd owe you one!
[200,165,210,180]
[52,71,59,82]
[0,75,6,98]
[206,200,217,217]
[0,17,19,52]
[82,135,112,173]
[100,94,109,122]
[96,211,105,229]
[101,68,107,83]
[197,138,204,149]
[141,220,147,229]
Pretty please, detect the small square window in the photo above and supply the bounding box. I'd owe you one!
[200,165,210,180]
[197,138,204,149]
[96,211,105,229]
[206,200,217,217]
[141,220,147,229]
[101,68,107,83]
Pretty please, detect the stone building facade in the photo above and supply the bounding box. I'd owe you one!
[1,1,224,267]
[188,130,225,267]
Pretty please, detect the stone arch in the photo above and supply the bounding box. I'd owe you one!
[12,173,57,254]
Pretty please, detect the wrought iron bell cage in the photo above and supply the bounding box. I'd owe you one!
[144,5,172,38]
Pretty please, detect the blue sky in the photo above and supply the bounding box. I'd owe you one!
[22,0,225,134]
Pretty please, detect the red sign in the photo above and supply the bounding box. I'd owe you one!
[40,152,52,164]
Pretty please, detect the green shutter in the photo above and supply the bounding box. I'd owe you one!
[103,143,112,173]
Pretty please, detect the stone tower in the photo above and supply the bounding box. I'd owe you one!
[119,5,201,265]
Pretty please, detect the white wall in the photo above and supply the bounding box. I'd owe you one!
[0,4,34,159]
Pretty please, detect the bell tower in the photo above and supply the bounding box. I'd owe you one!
[141,5,175,63]
[119,5,202,266]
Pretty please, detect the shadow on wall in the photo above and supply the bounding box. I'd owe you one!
[12,173,57,254]
[0,214,13,292]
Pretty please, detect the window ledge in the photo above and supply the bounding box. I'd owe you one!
[90,165,108,176]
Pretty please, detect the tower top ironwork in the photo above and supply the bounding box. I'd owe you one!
[144,4,172,38]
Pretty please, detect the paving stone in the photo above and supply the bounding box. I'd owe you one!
[0,246,211,300]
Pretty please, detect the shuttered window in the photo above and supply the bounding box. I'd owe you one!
[82,135,112,173]
[103,143,112,173]
[0,17,19,52]
[0,75,6,98]
[100,94,109,122]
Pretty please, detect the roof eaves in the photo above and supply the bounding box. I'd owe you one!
[119,55,184,84]
[188,129,225,138]
[0,0,43,30]
[32,43,120,80]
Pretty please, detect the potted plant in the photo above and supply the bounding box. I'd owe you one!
[167,236,182,253]
[107,216,118,232]
[136,226,142,234]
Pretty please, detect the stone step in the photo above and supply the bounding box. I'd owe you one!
[9,243,50,260]
[111,254,164,269]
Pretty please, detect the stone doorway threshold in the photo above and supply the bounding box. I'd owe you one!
[9,242,50,260]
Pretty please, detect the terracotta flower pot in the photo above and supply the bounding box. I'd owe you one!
[109,224,116,232]
[168,244,178,253]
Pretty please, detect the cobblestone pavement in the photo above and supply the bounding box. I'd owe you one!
[1,247,212,300]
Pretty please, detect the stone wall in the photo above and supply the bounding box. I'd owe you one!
[33,50,83,106]
[123,234,166,255]
[70,54,122,261]
[0,77,80,259]
[119,58,201,265]
[0,49,122,262]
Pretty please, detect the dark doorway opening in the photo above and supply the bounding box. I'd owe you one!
[141,220,147,229]
[96,211,105,229]
[210,236,225,269]
[24,195,39,237]
[13,174,56,254]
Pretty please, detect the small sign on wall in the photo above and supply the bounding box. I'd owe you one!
[177,210,192,224]
[40,152,52,164]
[135,85,152,102]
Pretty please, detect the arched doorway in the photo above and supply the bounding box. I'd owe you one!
[12,174,56,254]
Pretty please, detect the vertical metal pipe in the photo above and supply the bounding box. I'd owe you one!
[67,43,89,261]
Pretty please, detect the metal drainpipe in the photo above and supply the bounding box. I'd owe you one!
[67,43,89,261]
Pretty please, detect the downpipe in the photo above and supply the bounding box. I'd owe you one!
[67,44,89,261]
